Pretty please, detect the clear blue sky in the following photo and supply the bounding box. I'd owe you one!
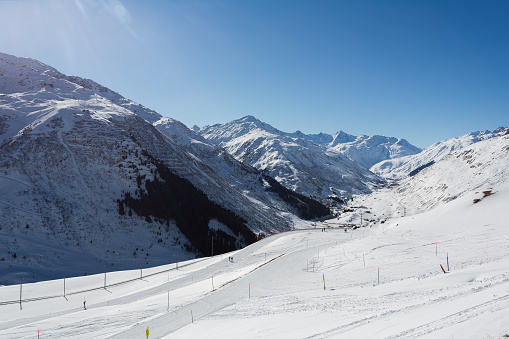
[1,0,508,147]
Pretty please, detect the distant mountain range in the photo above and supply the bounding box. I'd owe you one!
[198,116,420,199]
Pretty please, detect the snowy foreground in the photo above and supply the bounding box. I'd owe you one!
[1,186,509,338]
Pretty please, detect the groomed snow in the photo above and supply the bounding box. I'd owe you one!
[1,183,508,338]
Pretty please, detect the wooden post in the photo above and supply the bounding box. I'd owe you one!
[447,252,450,271]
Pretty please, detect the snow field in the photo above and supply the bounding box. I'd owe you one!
[1,184,508,338]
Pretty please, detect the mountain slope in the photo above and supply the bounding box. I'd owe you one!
[371,128,508,179]
[0,52,317,284]
[339,132,509,225]
[199,116,386,200]
[153,117,330,220]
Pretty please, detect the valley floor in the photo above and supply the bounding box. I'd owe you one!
[1,185,508,338]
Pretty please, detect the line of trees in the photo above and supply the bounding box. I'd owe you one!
[119,157,256,256]
[260,174,331,220]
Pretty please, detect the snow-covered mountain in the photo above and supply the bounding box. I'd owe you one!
[339,132,509,225]
[291,129,422,169]
[153,117,330,220]
[198,116,386,200]
[198,116,419,199]
[0,52,329,284]
[371,127,508,179]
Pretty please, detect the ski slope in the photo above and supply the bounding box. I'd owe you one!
[1,184,508,338]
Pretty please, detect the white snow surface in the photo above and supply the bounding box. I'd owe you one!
[1,182,508,338]
[371,127,508,179]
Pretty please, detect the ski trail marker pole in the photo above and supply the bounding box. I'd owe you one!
[191,310,193,323]
[447,252,449,271]
[440,264,447,274]
[323,274,325,290]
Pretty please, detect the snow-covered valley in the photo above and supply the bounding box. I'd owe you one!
[1,181,508,338]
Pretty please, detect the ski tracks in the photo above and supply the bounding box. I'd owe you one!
[303,273,509,339]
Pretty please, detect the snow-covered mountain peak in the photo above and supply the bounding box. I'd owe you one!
[371,127,508,179]
[327,133,422,169]
[288,130,334,145]
[200,115,284,148]
[237,115,280,133]
[0,52,161,124]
